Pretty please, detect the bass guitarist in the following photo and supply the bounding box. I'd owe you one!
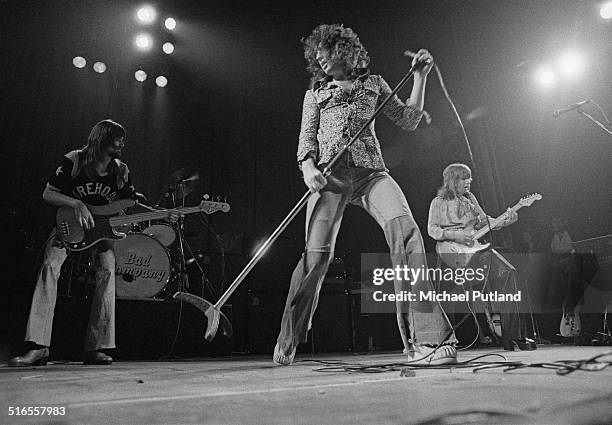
[427,163,536,351]
[9,119,136,366]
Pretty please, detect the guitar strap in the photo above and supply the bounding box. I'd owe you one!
[67,150,81,179]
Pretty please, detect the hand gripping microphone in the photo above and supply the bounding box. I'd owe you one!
[403,50,433,67]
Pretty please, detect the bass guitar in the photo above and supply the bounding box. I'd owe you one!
[436,193,541,268]
[57,199,230,251]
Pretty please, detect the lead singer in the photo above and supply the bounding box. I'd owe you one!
[274,24,457,366]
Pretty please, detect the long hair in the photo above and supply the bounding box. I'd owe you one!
[302,24,370,84]
[437,163,475,217]
[79,119,125,180]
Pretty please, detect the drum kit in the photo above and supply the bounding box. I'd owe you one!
[104,168,220,299]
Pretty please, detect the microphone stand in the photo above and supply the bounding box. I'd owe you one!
[576,109,612,137]
[174,61,423,340]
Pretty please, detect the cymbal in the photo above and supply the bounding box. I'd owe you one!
[166,167,199,186]
[161,167,200,201]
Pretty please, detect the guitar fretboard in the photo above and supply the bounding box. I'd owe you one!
[107,205,220,227]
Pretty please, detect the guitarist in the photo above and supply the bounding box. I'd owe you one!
[9,119,136,367]
[427,163,536,351]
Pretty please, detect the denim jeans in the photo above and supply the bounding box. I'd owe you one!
[277,164,455,352]
[25,230,116,351]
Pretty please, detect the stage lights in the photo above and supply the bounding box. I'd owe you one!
[534,66,558,89]
[135,33,153,51]
[130,7,177,88]
[72,56,86,68]
[557,50,585,79]
[93,61,107,73]
[165,17,176,30]
[601,1,612,19]
[162,42,174,54]
[533,50,588,90]
[155,76,168,87]
[71,6,177,89]
[135,70,147,82]
[136,5,157,24]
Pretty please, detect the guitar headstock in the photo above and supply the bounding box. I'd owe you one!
[199,200,231,214]
[518,193,542,207]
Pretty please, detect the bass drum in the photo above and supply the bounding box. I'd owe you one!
[115,233,171,298]
[143,223,176,247]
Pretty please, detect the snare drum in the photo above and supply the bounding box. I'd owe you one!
[115,233,171,298]
[143,223,176,246]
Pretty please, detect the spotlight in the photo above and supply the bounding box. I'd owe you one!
[72,56,86,68]
[165,17,176,30]
[136,5,157,24]
[535,66,558,88]
[162,42,174,54]
[155,75,168,87]
[601,1,612,19]
[135,33,153,51]
[93,61,107,73]
[135,70,147,82]
[557,50,585,79]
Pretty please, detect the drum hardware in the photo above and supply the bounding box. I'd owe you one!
[156,167,199,207]
[196,210,226,298]
[157,171,219,300]
[158,178,195,297]
[149,168,199,296]
[165,187,222,299]
[110,168,226,301]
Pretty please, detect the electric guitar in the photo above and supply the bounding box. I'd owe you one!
[559,307,581,338]
[56,199,230,251]
[436,193,542,268]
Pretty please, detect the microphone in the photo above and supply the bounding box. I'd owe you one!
[403,50,433,66]
[553,100,590,118]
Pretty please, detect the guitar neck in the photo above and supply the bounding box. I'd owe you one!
[472,202,524,240]
[107,206,197,227]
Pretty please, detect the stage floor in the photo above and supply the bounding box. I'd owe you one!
[2,345,612,424]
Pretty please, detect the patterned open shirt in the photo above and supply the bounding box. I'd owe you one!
[297,73,424,170]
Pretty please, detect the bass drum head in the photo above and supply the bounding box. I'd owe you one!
[115,233,171,298]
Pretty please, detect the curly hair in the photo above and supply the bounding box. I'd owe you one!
[302,24,370,83]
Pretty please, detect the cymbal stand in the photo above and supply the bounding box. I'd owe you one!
[182,232,217,299]
[170,181,215,297]
[170,181,189,293]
